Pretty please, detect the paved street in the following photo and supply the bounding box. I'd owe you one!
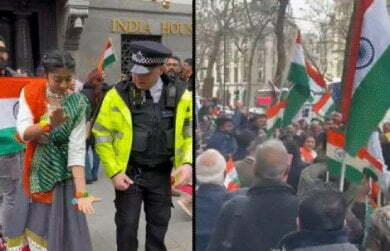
[86,171,192,251]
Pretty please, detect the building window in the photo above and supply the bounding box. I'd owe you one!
[225,66,230,83]
[258,68,263,82]
[234,67,238,82]
[258,49,265,65]
[202,0,208,8]
[234,50,239,65]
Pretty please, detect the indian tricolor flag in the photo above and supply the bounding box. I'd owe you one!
[266,99,287,131]
[0,77,37,155]
[312,92,336,118]
[282,32,311,127]
[306,62,326,104]
[327,130,384,184]
[341,0,390,156]
[224,155,240,191]
[97,39,116,73]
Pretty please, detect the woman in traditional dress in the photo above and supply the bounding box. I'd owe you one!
[5,50,100,251]
[300,135,318,164]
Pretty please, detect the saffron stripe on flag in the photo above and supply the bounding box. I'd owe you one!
[340,0,374,122]
[267,100,287,117]
[313,93,332,113]
[0,77,45,98]
[306,62,326,88]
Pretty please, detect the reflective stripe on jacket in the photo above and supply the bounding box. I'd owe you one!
[92,86,192,178]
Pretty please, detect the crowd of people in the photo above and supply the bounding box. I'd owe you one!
[196,98,390,251]
[0,36,193,251]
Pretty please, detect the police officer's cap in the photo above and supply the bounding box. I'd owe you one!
[129,40,172,75]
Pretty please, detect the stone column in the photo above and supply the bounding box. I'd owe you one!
[14,12,33,74]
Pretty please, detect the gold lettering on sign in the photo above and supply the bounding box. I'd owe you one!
[111,18,191,35]
[144,23,152,33]
[186,24,193,34]
[128,20,140,33]
[171,23,180,34]
[117,20,127,33]
[112,19,117,32]
[161,22,170,34]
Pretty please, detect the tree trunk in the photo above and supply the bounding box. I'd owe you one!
[245,35,261,106]
[203,32,223,97]
[274,0,289,88]
[196,44,207,91]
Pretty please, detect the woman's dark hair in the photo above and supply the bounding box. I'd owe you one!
[85,68,104,88]
[301,134,315,147]
[42,50,75,74]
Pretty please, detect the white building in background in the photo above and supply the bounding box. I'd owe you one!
[197,33,282,107]
[197,0,295,107]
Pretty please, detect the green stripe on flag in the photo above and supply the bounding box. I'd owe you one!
[327,158,364,184]
[103,54,116,69]
[0,127,25,155]
[282,63,311,127]
[363,168,379,181]
[325,102,337,117]
[282,85,310,127]
[345,46,390,155]
[288,63,310,88]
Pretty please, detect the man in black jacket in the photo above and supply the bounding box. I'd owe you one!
[207,139,299,251]
[278,190,358,251]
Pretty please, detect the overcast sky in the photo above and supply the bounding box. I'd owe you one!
[290,0,335,33]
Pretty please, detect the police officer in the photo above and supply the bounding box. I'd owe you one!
[92,41,192,251]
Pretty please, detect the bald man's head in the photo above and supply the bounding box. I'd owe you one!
[254,139,290,181]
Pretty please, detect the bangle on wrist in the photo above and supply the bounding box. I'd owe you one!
[72,192,90,207]
[75,191,89,199]
[38,120,52,133]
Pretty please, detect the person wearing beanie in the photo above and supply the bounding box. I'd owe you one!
[195,149,230,251]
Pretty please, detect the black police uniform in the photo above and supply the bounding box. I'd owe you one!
[113,41,187,251]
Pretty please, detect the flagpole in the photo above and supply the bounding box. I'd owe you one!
[339,158,346,192]
[326,171,330,183]
[97,39,109,73]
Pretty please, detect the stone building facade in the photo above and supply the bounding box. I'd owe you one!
[0,0,192,84]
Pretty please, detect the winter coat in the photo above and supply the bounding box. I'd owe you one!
[278,229,358,251]
[207,130,238,158]
[195,184,231,251]
[206,179,299,251]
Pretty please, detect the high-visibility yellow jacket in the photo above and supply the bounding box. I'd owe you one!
[92,83,192,178]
